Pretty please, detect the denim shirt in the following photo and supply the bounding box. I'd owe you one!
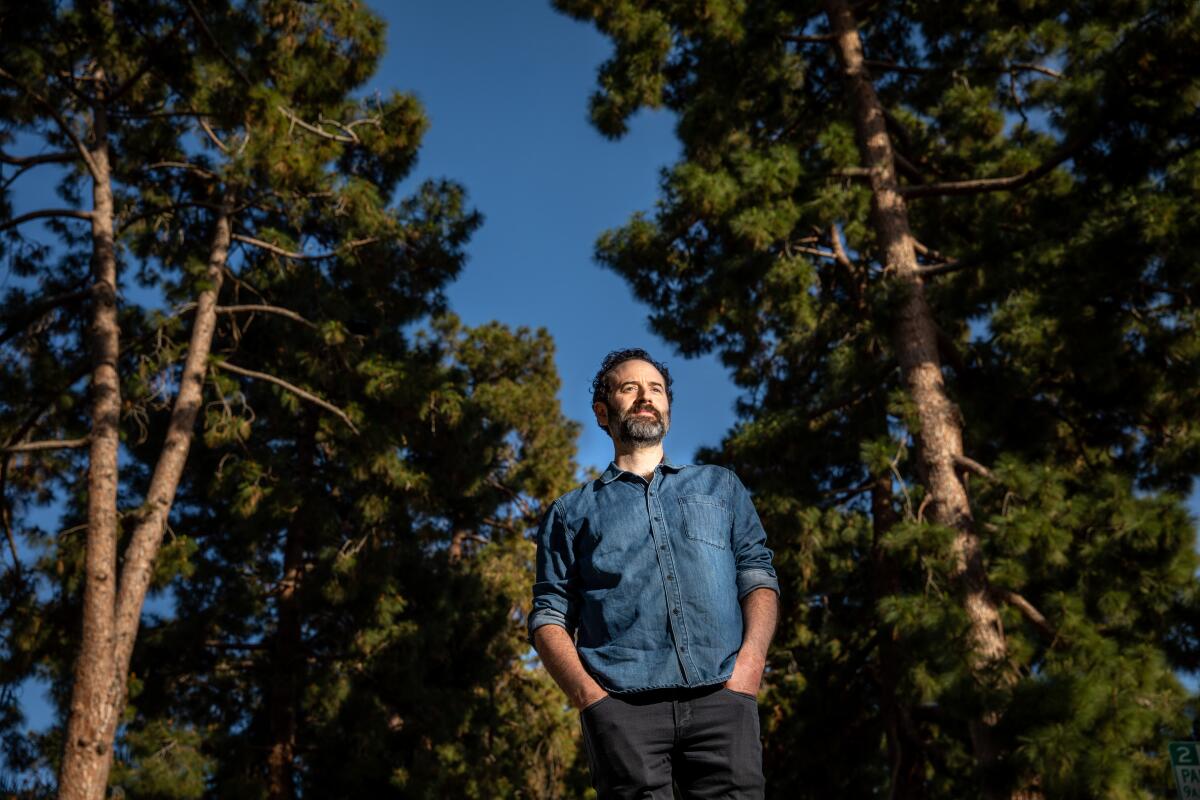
[529,458,779,694]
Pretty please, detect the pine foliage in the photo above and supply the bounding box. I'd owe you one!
[555,0,1200,796]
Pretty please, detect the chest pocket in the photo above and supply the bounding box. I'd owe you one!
[677,495,730,550]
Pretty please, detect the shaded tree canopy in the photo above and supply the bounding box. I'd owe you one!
[556,0,1200,796]
[2,2,587,798]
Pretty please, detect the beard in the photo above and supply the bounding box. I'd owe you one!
[610,401,669,447]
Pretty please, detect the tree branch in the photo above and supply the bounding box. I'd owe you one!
[1010,62,1063,80]
[118,201,221,232]
[140,161,218,180]
[215,304,318,329]
[2,438,89,453]
[211,360,359,434]
[197,116,229,153]
[863,59,1063,81]
[994,588,1056,640]
[900,137,1088,199]
[784,33,836,44]
[0,208,92,234]
[231,232,378,260]
[276,106,380,144]
[0,285,92,346]
[954,453,994,480]
[0,67,102,180]
[0,150,75,167]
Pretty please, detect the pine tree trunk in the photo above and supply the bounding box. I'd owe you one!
[58,198,232,800]
[266,419,315,800]
[822,1,1016,793]
[59,71,120,800]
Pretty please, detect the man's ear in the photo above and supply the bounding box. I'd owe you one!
[593,401,609,429]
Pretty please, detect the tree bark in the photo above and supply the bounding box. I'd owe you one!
[822,1,1017,795]
[57,191,233,800]
[59,69,121,800]
[266,416,316,800]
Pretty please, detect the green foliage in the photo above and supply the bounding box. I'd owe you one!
[1,2,586,797]
[558,0,1200,795]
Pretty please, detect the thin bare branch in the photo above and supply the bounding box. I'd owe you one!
[0,150,75,167]
[793,245,839,261]
[829,224,855,272]
[954,454,994,481]
[0,208,92,234]
[197,116,229,153]
[141,161,218,180]
[822,477,874,505]
[1010,62,1063,79]
[3,438,89,453]
[212,360,359,434]
[276,106,381,144]
[1,498,19,584]
[994,588,1056,640]
[118,200,222,232]
[900,137,1088,199]
[784,33,836,44]
[232,232,379,260]
[0,67,102,180]
[215,304,318,329]
[864,59,1063,81]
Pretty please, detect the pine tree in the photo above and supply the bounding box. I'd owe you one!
[555,0,1200,796]
[3,2,587,798]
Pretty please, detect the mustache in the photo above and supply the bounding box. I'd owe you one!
[623,403,662,420]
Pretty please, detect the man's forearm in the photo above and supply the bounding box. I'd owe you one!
[726,587,779,694]
[741,587,779,662]
[533,624,608,709]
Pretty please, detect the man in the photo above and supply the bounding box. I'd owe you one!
[530,348,779,799]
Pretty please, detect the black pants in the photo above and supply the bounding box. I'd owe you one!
[579,685,765,799]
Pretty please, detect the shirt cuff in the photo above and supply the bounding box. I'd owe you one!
[736,568,780,601]
[527,607,572,645]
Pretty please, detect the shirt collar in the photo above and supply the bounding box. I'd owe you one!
[599,455,685,484]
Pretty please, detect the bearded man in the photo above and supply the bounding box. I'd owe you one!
[529,348,779,799]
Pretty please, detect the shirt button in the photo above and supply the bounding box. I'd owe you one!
[673,608,680,615]
[667,574,674,581]
[660,545,668,551]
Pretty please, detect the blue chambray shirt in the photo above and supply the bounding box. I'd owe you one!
[529,457,780,694]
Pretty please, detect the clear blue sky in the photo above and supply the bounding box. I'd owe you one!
[366,2,741,473]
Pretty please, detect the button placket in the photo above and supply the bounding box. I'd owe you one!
[648,481,696,681]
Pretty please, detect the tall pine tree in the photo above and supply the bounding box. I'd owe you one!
[3,2,587,797]
[555,0,1200,796]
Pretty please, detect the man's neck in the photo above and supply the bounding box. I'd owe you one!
[612,443,665,482]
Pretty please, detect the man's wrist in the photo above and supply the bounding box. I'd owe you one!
[573,683,608,709]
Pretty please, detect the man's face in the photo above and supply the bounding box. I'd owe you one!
[594,359,670,447]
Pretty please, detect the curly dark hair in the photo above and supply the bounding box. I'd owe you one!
[590,348,674,432]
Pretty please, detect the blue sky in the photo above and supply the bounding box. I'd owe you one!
[366,2,741,473]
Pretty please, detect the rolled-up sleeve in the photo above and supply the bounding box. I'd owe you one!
[528,499,580,642]
[728,470,780,601]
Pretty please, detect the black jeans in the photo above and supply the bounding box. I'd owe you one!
[579,684,765,799]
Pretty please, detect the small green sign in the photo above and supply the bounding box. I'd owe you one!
[1170,742,1200,799]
